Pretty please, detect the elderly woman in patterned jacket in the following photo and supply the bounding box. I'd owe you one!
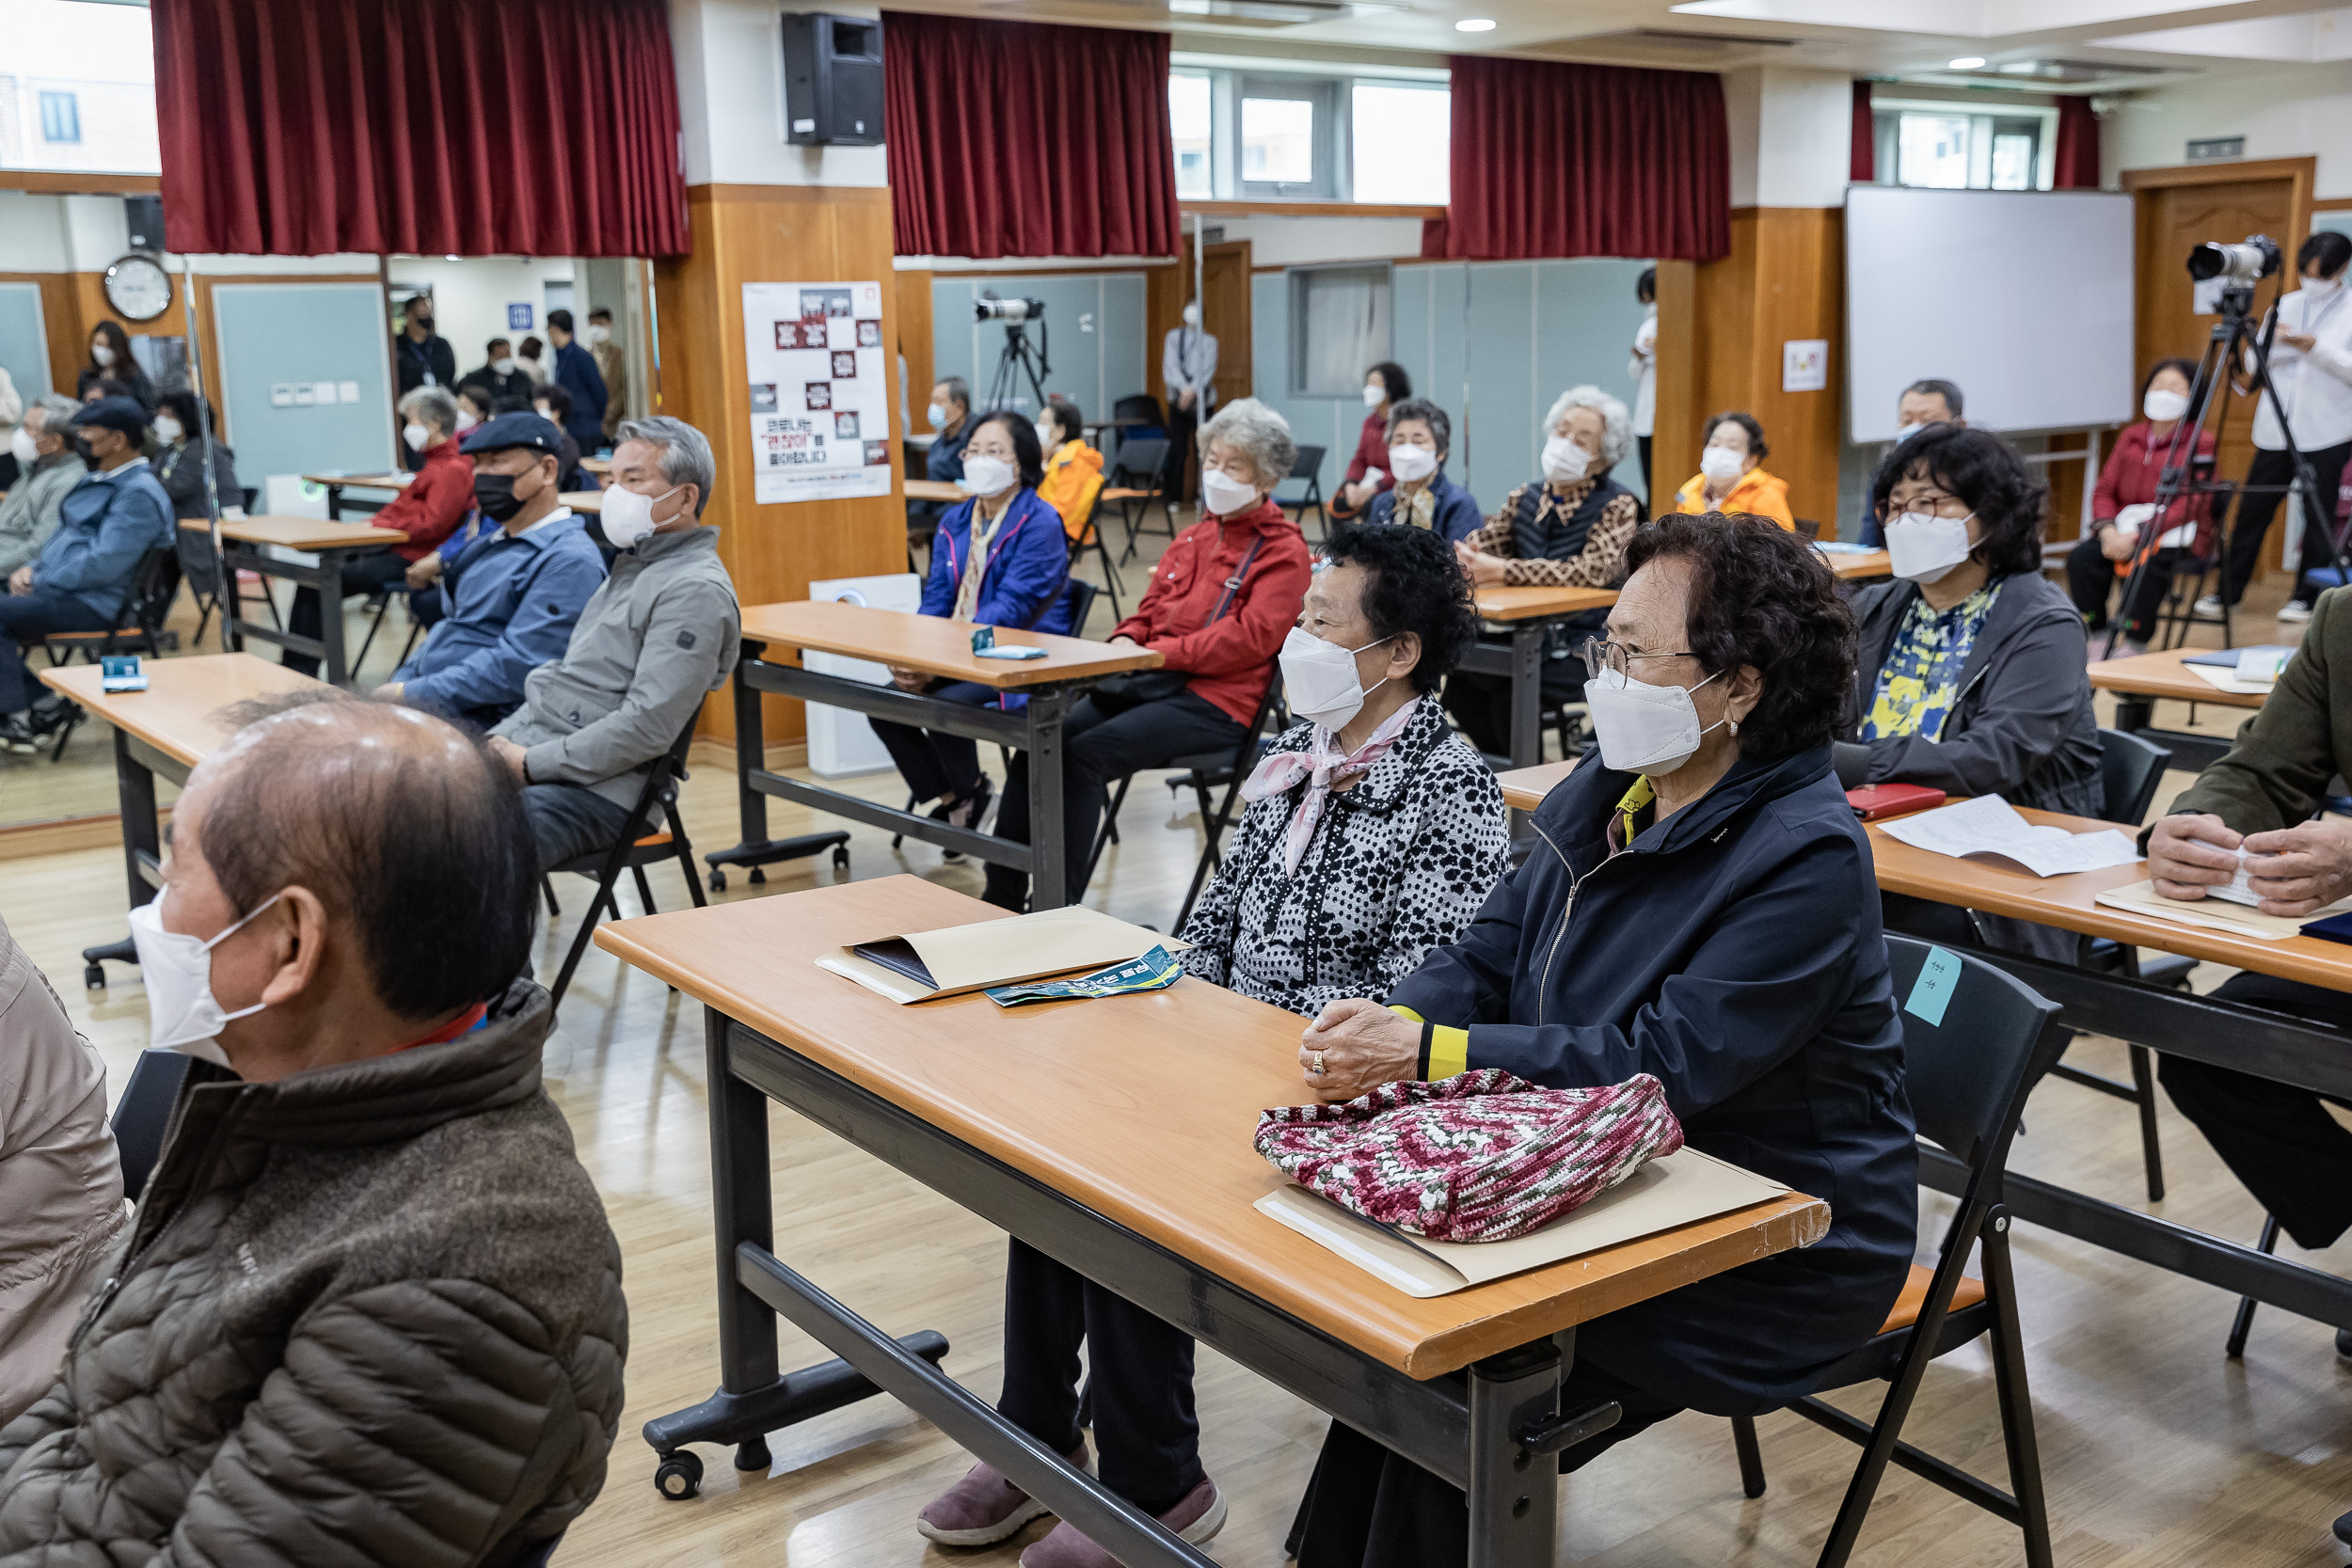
[913,523,1507,1568]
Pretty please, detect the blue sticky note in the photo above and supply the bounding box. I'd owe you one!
[1904,945,1961,1027]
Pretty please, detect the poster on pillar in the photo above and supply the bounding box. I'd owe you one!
[742,280,892,503]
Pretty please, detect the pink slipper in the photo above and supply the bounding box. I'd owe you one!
[915,1442,1091,1547]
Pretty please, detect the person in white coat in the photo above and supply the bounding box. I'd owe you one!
[1629,267,1657,499]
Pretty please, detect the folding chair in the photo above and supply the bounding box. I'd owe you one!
[2049,726,2187,1202]
[111,1047,195,1204]
[1107,438,1178,565]
[32,545,182,760]
[1272,445,1328,538]
[1068,492,1124,621]
[543,719,707,1010]
[1730,934,2066,1568]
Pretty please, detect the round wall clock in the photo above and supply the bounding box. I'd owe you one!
[103,254,173,322]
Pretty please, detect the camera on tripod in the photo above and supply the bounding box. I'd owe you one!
[2185,234,2281,286]
[975,296,1046,324]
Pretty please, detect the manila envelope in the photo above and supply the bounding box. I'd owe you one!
[817,903,1190,1004]
[1255,1148,1792,1298]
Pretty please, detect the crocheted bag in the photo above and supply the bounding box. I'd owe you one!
[1254,1069,1685,1243]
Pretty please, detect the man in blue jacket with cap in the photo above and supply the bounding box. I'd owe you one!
[0,396,172,752]
[379,412,605,727]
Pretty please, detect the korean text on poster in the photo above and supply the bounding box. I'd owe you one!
[742,280,891,503]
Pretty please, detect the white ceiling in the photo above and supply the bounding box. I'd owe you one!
[892,0,2352,88]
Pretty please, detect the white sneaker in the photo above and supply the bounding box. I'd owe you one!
[2279,599,2313,623]
[2192,594,2226,620]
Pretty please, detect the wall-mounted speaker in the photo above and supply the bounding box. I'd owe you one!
[124,195,165,253]
[782,12,883,148]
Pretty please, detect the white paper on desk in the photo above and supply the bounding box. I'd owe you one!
[2185,662,2276,696]
[2095,878,2352,940]
[1878,796,2142,879]
[1253,1149,1790,1299]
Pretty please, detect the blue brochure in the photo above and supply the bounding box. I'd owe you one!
[985,946,1184,1006]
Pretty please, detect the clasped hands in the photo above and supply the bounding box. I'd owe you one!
[2147,813,2352,918]
[1453,539,1508,587]
[1296,998,1422,1101]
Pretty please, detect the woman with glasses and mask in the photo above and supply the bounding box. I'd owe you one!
[1846,423,2101,959]
[1285,514,1917,1568]
[869,410,1073,853]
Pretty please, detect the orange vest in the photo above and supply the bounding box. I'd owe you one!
[1038,441,1106,542]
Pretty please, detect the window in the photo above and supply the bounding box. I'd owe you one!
[1169,71,1213,199]
[1290,264,1391,398]
[1872,101,2056,192]
[1240,76,1337,198]
[1350,82,1449,204]
[39,89,79,144]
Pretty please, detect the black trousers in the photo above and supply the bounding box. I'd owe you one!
[2159,971,2352,1251]
[1441,657,1586,761]
[867,678,995,804]
[1164,404,1200,504]
[284,547,412,675]
[983,688,1245,911]
[995,1240,1201,1515]
[2065,534,2189,644]
[1637,434,1653,502]
[1292,1357,1683,1568]
[2220,440,2352,604]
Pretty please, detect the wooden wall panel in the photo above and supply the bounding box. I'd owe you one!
[1651,260,1697,497]
[656,182,905,744]
[895,268,932,421]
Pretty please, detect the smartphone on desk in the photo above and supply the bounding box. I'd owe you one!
[971,626,1048,661]
[100,655,148,693]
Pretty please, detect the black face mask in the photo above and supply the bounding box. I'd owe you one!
[473,469,534,522]
[413,315,435,333]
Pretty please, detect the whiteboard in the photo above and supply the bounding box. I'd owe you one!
[1845,185,2136,443]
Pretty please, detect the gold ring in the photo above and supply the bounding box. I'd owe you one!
[1310,1051,1327,1076]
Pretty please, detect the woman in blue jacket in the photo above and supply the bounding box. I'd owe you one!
[1286,513,1918,1568]
[870,410,1073,840]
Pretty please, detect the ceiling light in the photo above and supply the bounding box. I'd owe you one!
[1455,17,1497,30]
[1947,55,1986,69]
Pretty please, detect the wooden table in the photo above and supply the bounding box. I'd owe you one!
[1866,803,2352,1340]
[580,454,612,477]
[596,877,1826,1562]
[904,478,961,503]
[1457,586,1618,771]
[709,600,1165,907]
[1819,546,1892,581]
[2087,647,2267,771]
[1498,759,1577,814]
[36,654,329,987]
[301,471,411,522]
[182,515,408,686]
[559,490,603,515]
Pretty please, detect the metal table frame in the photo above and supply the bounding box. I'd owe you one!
[1454,623,1552,771]
[707,636,1104,910]
[215,538,385,687]
[2106,691,2235,774]
[644,1006,1617,1567]
[76,727,182,986]
[318,479,396,523]
[1919,938,2352,1333]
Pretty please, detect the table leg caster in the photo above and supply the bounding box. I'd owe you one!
[654,1449,704,1500]
[750,866,767,884]
[734,1436,772,1472]
[708,870,727,893]
[85,964,106,990]
[830,847,850,873]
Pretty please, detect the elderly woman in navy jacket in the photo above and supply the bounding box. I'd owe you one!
[1363,398,1481,544]
[1286,513,1918,1568]
[870,409,1073,842]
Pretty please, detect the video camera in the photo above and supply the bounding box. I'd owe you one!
[975,295,1046,324]
[2185,234,2281,287]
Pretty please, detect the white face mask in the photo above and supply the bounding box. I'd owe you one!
[1885,510,1979,584]
[1200,466,1259,518]
[1585,666,1724,776]
[2304,274,2343,297]
[9,427,38,466]
[1541,434,1591,486]
[927,401,949,430]
[1361,384,1385,408]
[1895,420,1927,443]
[1387,443,1438,484]
[585,324,611,345]
[1182,302,1201,327]
[153,415,184,445]
[127,892,282,1066]
[1279,626,1390,732]
[2143,388,2190,423]
[454,408,480,433]
[959,453,1016,499]
[1036,420,1059,450]
[490,356,516,375]
[1700,445,1746,488]
[402,420,431,451]
[599,482,684,548]
[91,343,116,367]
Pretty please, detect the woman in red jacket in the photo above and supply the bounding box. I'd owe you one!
[1330,361,1410,522]
[982,397,1311,914]
[2065,357,2215,656]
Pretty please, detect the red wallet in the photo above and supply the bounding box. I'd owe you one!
[1847,783,1947,821]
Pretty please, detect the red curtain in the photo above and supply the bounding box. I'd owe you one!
[884,13,1180,260]
[1851,81,1874,183]
[151,0,690,257]
[2055,97,2101,190]
[1429,56,1730,262]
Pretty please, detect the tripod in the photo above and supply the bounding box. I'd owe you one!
[983,319,1052,416]
[2105,278,2349,657]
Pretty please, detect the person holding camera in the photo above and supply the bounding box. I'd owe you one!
[2200,231,2352,623]
[2066,357,2216,655]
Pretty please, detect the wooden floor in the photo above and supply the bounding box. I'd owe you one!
[2,545,2347,1565]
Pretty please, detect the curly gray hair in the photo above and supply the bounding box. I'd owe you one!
[1200,397,1297,490]
[1542,385,1633,469]
[398,386,460,436]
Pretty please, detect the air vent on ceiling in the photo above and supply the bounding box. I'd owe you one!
[1536,27,1800,64]
[1003,0,1395,23]
[1939,57,2177,85]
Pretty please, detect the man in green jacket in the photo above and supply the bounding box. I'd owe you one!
[2144,588,2352,1377]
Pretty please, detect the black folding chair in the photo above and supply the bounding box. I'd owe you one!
[1068,492,1124,621]
[1085,677,1286,929]
[543,719,707,1010]
[2048,727,2188,1202]
[111,1047,195,1204]
[1108,437,1178,565]
[33,545,182,761]
[1731,935,2065,1568]
[1272,444,1328,538]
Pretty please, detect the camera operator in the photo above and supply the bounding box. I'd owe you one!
[2202,232,2352,624]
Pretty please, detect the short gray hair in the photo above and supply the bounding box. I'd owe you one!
[937,375,970,413]
[616,416,716,515]
[24,392,78,437]
[1542,385,1633,468]
[398,386,459,436]
[1201,397,1297,489]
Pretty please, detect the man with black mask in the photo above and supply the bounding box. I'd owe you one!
[393,295,456,472]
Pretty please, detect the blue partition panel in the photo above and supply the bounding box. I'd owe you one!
[0,283,53,402]
[930,273,1148,428]
[210,282,394,486]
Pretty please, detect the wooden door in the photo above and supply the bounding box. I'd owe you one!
[1180,239,1253,413]
[2123,158,2313,578]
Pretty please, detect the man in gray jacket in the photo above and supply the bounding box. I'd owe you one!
[0,689,625,1566]
[0,396,86,578]
[487,415,739,870]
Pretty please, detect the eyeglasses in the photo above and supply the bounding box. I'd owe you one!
[1581,638,1694,681]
